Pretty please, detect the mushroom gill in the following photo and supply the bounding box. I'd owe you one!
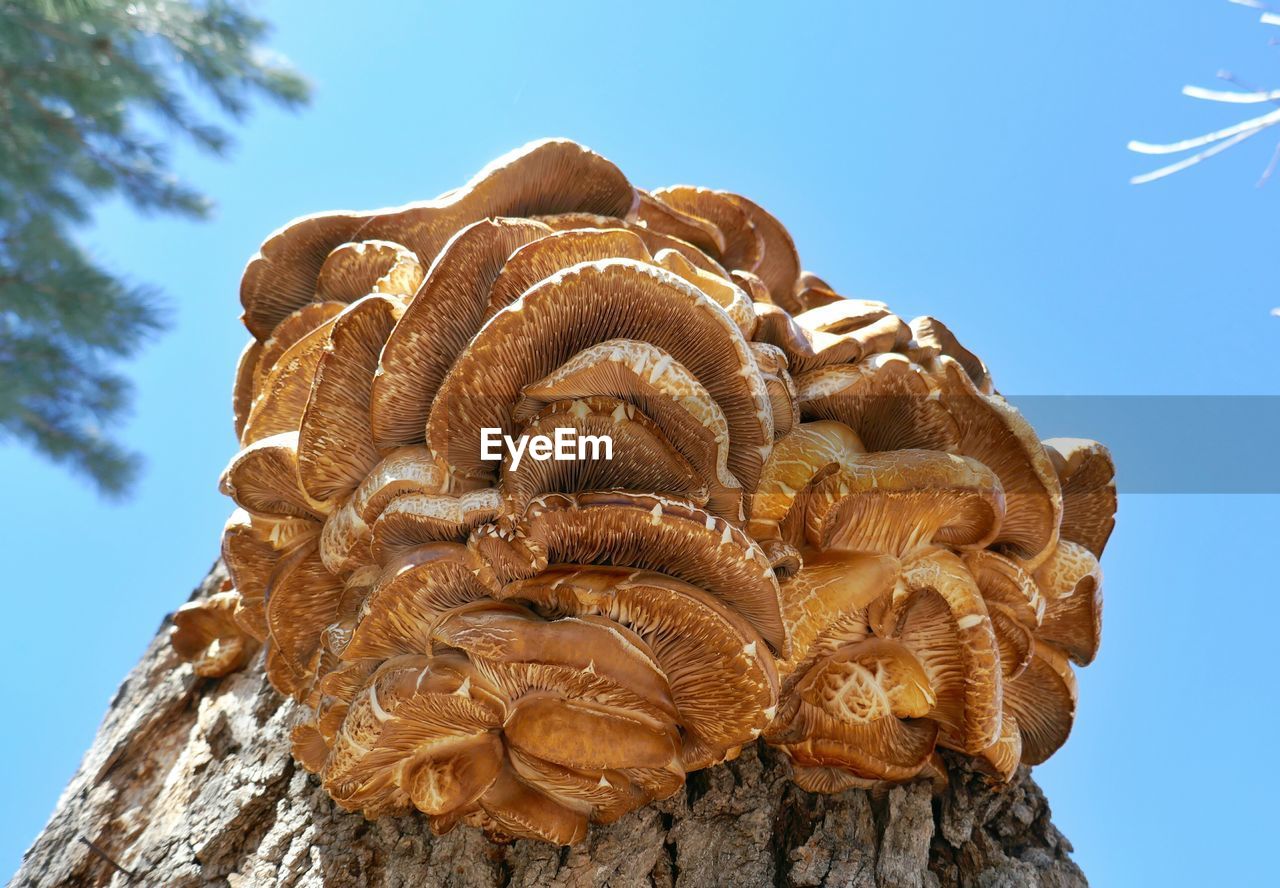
[175,139,1116,845]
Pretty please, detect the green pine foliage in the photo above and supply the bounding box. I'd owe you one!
[0,0,308,495]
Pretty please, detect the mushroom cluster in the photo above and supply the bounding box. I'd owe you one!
[173,139,1115,845]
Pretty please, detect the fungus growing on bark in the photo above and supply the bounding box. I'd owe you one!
[177,139,1115,845]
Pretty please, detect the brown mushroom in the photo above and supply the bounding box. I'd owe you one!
[533,212,732,279]
[314,240,424,303]
[240,139,637,340]
[932,358,1062,568]
[649,186,764,278]
[796,353,959,452]
[909,316,992,394]
[635,189,726,257]
[232,339,262,440]
[1034,541,1103,665]
[254,301,348,384]
[350,446,456,525]
[721,193,801,309]
[748,420,866,542]
[264,541,345,687]
[498,564,778,769]
[500,396,706,515]
[369,489,501,564]
[752,302,869,374]
[654,247,756,338]
[964,550,1044,680]
[220,432,327,521]
[220,507,319,637]
[298,295,401,502]
[513,339,741,519]
[775,551,900,680]
[484,227,652,321]
[211,139,1114,836]
[341,542,495,660]
[171,592,258,677]
[240,309,339,445]
[791,271,848,311]
[369,218,549,449]
[802,451,1005,558]
[471,491,788,654]
[892,550,1003,754]
[425,259,773,490]
[1042,437,1117,558]
[749,342,799,440]
[1002,642,1077,765]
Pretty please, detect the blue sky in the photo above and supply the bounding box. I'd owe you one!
[3,2,1278,883]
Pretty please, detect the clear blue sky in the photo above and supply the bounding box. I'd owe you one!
[3,2,1277,883]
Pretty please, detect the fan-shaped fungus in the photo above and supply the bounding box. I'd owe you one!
[174,139,1115,846]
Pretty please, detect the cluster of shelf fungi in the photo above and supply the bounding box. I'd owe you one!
[170,139,1115,847]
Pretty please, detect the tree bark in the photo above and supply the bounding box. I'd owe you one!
[11,564,1087,888]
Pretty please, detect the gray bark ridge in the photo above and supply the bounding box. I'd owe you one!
[12,564,1087,888]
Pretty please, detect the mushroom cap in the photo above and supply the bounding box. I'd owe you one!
[794,637,935,725]
[264,541,345,689]
[369,217,550,449]
[796,353,959,453]
[933,358,1062,569]
[769,701,939,782]
[909,316,992,394]
[650,186,764,278]
[369,489,501,564]
[748,342,799,440]
[253,301,348,386]
[720,193,801,309]
[221,508,318,640]
[753,302,869,375]
[220,432,327,521]
[1002,642,1077,765]
[794,299,892,335]
[498,564,778,770]
[1042,437,1117,558]
[318,500,371,575]
[171,592,258,678]
[499,396,706,516]
[240,138,637,340]
[475,765,589,846]
[232,339,263,440]
[975,714,1024,782]
[514,339,740,518]
[425,259,772,489]
[484,226,652,321]
[342,543,501,660]
[654,247,756,338]
[533,212,732,278]
[351,446,456,525]
[802,450,1006,559]
[471,491,788,654]
[775,551,899,680]
[965,550,1045,680]
[749,420,866,537]
[635,189,726,257]
[314,240,424,303]
[240,307,342,446]
[1034,541,1103,665]
[298,295,401,502]
[895,550,1002,754]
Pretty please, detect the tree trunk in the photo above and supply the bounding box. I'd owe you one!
[11,564,1087,888]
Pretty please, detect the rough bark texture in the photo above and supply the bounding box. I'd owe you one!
[12,565,1087,888]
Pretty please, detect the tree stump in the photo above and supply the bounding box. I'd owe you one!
[11,564,1087,888]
